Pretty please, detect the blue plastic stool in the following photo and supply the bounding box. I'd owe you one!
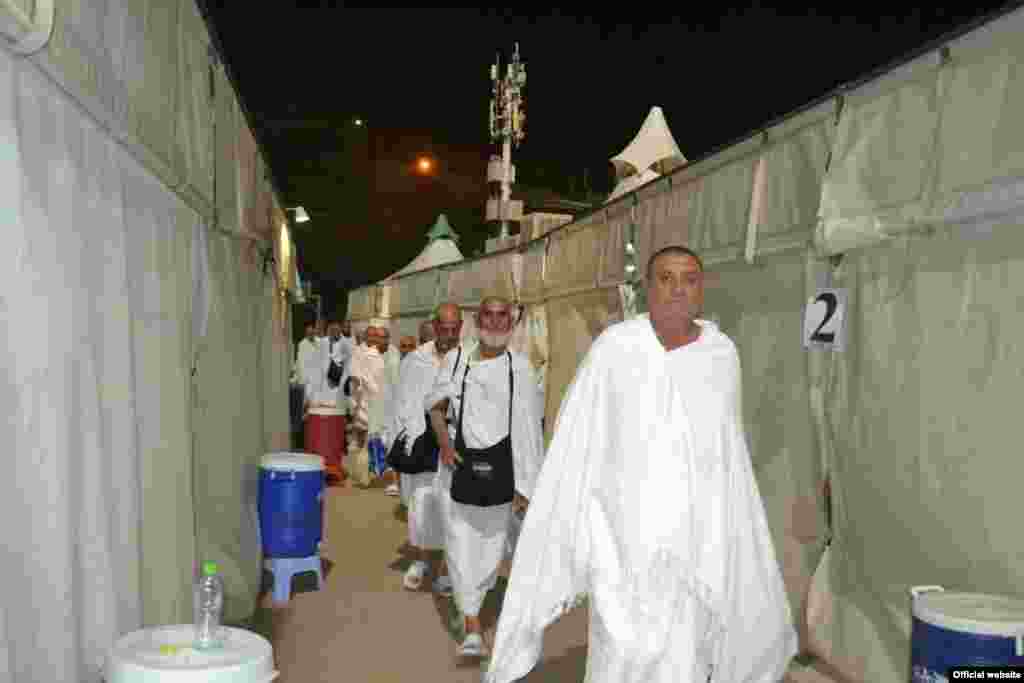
[264,554,322,603]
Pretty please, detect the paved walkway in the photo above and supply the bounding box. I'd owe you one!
[266,483,589,683]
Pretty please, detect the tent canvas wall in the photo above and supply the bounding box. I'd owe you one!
[1,2,297,680]
[347,7,1024,680]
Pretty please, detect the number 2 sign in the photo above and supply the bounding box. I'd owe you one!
[802,288,847,351]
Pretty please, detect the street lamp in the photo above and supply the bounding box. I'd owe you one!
[416,157,434,174]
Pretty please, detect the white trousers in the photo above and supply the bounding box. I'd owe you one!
[403,471,444,550]
[443,482,512,617]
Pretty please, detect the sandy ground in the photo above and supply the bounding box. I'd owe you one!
[263,483,589,683]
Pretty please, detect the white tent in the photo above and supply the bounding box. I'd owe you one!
[348,214,466,339]
[610,105,687,179]
[386,213,464,280]
[606,167,662,204]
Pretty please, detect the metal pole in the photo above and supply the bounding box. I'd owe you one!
[500,137,512,238]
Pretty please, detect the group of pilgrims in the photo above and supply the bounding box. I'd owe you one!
[292,245,799,682]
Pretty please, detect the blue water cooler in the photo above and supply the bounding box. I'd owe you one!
[259,452,324,603]
[910,585,1024,681]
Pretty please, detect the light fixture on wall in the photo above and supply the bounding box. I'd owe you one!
[287,206,310,223]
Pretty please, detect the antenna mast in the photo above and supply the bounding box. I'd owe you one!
[488,43,526,239]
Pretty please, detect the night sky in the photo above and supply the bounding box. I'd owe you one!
[199,4,1015,317]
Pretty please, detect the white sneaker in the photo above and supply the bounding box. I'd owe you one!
[458,632,485,657]
[402,560,428,590]
[433,574,453,597]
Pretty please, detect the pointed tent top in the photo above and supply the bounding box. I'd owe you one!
[385,214,464,280]
[427,214,459,243]
[610,106,687,180]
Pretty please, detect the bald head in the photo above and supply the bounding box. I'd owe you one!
[399,335,417,358]
[434,302,462,324]
[433,302,463,355]
[418,320,436,345]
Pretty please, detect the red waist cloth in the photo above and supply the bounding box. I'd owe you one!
[304,413,347,482]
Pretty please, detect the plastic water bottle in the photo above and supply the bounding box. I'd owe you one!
[194,561,224,650]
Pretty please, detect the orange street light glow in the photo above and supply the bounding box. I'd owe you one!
[417,157,433,173]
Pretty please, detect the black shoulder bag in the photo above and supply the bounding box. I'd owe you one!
[449,351,515,507]
[387,347,462,474]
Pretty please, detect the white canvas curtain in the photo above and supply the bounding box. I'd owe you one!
[803,12,1024,679]
[214,64,242,234]
[518,239,546,304]
[0,48,189,682]
[445,251,518,307]
[1,17,289,679]
[192,232,272,624]
[122,155,199,633]
[812,224,1024,681]
[542,224,603,298]
[597,208,631,287]
[16,0,217,219]
[751,114,832,258]
[816,10,1024,256]
[392,268,446,315]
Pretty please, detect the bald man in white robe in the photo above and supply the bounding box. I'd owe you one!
[485,246,796,683]
[392,304,463,593]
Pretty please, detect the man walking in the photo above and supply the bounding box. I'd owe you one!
[485,246,796,682]
[392,303,463,595]
[426,292,545,658]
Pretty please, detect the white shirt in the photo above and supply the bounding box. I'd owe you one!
[425,345,545,500]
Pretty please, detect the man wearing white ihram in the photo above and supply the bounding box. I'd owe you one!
[426,290,545,658]
[485,245,797,683]
[391,303,463,594]
[347,322,400,488]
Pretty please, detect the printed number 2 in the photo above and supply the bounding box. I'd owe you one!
[810,293,837,343]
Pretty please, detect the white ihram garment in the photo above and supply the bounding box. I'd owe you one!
[425,347,544,617]
[485,317,797,683]
[349,344,399,444]
[347,344,400,485]
[296,337,321,398]
[307,336,352,407]
[393,341,445,550]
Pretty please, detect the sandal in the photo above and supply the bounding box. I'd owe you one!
[457,632,485,657]
[402,561,428,590]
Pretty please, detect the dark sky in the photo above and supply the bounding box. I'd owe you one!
[199,4,1015,316]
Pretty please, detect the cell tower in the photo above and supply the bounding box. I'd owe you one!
[487,43,526,239]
